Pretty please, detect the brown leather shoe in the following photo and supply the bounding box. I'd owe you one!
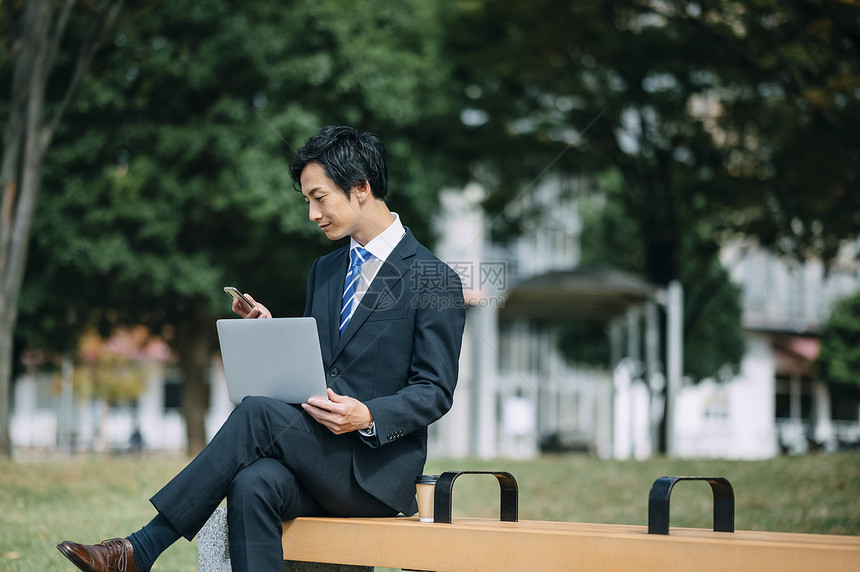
[57,538,140,572]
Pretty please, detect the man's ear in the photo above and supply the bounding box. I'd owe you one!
[353,180,372,203]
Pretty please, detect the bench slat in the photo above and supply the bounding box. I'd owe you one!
[281,516,860,572]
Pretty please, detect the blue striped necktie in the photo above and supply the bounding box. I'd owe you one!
[339,246,370,337]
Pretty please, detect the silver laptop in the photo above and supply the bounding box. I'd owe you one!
[216,317,329,404]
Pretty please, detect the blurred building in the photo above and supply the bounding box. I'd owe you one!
[675,240,860,456]
[669,241,860,457]
[428,176,860,460]
[429,174,664,459]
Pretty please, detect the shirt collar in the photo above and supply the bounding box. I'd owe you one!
[350,212,406,264]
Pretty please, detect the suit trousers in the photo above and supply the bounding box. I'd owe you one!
[150,396,397,571]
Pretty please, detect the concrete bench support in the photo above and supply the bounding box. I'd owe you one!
[198,507,371,572]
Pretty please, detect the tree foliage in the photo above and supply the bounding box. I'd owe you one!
[817,290,860,390]
[442,0,859,380]
[74,327,155,403]
[444,0,860,275]
[15,0,459,454]
[578,172,745,380]
[26,0,456,329]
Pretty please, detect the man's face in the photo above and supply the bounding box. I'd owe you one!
[301,162,361,241]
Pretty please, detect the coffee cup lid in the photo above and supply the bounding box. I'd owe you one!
[415,474,440,484]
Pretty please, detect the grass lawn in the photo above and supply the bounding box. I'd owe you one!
[1,452,858,572]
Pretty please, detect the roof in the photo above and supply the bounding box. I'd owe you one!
[500,268,658,321]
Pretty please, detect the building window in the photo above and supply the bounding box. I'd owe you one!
[830,383,860,421]
[774,375,812,419]
[163,379,182,411]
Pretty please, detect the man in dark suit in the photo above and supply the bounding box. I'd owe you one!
[57,126,466,572]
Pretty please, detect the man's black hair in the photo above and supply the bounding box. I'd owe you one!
[289,125,389,199]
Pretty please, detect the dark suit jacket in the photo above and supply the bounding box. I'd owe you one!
[303,229,465,515]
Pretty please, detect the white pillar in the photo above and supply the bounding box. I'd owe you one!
[645,301,662,455]
[58,355,75,454]
[814,382,833,451]
[613,359,632,459]
[625,307,641,457]
[472,300,499,459]
[665,280,684,457]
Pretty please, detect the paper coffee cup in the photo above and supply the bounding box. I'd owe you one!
[415,474,439,522]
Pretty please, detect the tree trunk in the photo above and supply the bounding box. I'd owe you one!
[0,0,51,457]
[173,301,217,457]
[0,311,15,455]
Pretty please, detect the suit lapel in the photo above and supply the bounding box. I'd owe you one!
[315,247,349,364]
[331,231,418,361]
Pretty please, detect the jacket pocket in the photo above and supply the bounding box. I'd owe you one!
[365,308,407,322]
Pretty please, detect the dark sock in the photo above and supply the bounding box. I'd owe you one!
[127,513,181,572]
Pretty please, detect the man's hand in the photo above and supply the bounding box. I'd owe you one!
[303,388,374,435]
[232,292,272,319]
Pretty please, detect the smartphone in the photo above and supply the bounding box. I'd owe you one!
[224,286,254,313]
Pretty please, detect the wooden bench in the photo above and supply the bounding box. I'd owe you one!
[198,472,860,572]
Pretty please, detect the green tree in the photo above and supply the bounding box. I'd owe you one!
[817,291,860,390]
[444,0,860,277]
[442,0,859,382]
[578,172,745,381]
[16,0,458,455]
[0,0,124,457]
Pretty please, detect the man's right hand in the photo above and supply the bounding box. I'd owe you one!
[232,292,272,319]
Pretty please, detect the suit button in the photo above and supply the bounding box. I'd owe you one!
[329,368,339,377]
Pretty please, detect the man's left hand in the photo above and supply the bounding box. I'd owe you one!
[303,388,373,435]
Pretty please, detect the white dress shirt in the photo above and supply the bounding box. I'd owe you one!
[348,213,406,306]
